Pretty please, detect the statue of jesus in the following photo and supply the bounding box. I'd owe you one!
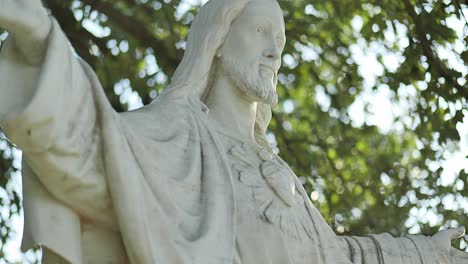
[0,0,467,263]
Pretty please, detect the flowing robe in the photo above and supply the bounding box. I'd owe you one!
[0,19,451,264]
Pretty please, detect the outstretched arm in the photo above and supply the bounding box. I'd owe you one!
[0,0,115,225]
[0,0,52,120]
[338,227,467,263]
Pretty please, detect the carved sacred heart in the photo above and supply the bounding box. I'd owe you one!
[258,149,296,207]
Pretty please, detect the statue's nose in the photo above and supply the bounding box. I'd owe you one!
[263,44,281,72]
[263,42,281,61]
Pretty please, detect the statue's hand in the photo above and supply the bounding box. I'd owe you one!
[0,0,51,64]
[431,227,468,263]
[431,227,465,252]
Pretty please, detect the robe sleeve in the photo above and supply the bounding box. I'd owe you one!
[340,233,454,263]
[0,18,116,226]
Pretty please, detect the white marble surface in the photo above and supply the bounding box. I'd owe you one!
[0,0,467,263]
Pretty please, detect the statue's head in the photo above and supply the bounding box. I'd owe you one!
[215,0,285,106]
[165,0,285,147]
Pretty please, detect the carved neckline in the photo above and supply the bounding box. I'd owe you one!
[215,127,265,150]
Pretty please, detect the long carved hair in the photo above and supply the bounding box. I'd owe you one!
[163,0,275,150]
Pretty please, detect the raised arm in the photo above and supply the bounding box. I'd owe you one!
[0,0,52,119]
[0,0,115,226]
[0,0,51,62]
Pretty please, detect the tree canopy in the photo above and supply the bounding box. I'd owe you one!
[0,0,467,262]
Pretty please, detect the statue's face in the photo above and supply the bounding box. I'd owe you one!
[218,0,285,105]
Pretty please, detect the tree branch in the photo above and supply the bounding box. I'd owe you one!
[79,0,180,76]
[403,0,467,98]
[44,0,111,68]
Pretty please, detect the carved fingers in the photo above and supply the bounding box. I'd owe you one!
[445,227,466,240]
[0,0,49,40]
[0,0,21,31]
[431,227,466,253]
[426,227,467,264]
[17,0,44,7]
[0,0,50,64]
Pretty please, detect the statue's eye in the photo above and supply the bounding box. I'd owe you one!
[257,26,265,35]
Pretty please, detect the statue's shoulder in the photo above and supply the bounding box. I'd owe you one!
[122,94,189,118]
[118,93,195,138]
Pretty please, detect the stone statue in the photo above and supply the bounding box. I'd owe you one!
[0,0,467,263]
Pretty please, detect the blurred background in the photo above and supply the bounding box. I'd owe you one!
[0,0,467,263]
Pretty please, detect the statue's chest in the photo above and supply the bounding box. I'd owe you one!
[217,132,317,243]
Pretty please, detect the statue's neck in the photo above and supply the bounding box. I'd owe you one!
[204,72,257,144]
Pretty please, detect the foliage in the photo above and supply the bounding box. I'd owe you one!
[0,0,467,261]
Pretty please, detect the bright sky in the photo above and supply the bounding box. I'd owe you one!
[0,0,467,262]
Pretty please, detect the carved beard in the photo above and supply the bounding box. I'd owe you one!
[220,56,278,105]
